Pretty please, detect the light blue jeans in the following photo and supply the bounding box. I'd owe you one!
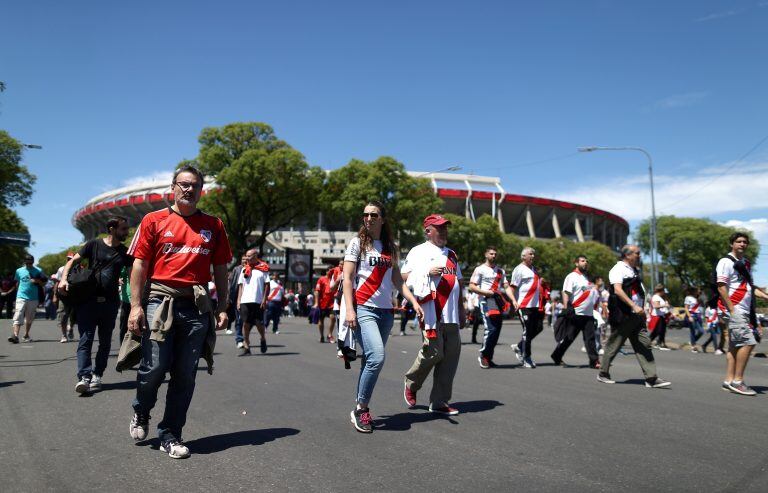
[353,305,394,406]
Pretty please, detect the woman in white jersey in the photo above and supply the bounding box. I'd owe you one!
[342,201,423,433]
[649,284,671,350]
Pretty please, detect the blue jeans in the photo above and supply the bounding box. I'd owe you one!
[353,305,394,405]
[264,301,282,333]
[132,297,209,442]
[689,315,704,345]
[479,300,503,361]
[76,298,120,379]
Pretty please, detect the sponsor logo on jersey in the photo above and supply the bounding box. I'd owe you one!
[368,256,393,268]
[163,231,174,237]
[162,243,211,255]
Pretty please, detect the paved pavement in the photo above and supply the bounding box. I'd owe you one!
[1,315,768,492]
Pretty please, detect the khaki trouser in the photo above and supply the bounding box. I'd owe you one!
[600,313,657,379]
[404,322,461,407]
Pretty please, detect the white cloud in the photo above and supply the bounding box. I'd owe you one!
[122,171,173,188]
[647,91,709,111]
[541,160,768,221]
[693,9,744,22]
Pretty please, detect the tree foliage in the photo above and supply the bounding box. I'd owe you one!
[195,122,326,259]
[636,215,760,289]
[320,157,442,250]
[442,214,505,270]
[0,130,37,208]
[0,206,29,274]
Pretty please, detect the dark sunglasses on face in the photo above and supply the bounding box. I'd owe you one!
[362,213,380,218]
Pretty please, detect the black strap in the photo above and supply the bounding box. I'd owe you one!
[90,241,123,273]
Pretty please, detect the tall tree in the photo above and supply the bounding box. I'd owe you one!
[0,130,36,272]
[319,157,442,250]
[195,122,325,258]
[636,215,760,289]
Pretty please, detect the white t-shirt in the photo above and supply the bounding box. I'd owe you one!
[238,267,269,304]
[562,269,599,317]
[266,280,284,302]
[509,263,542,309]
[470,264,507,296]
[651,294,669,316]
[684,295,702,317]
[608,261,645,307]
[344,237,395,309]
[401,241,463,324]
[715,256,753,315]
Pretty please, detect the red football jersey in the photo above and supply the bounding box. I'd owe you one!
[128,208,233,288]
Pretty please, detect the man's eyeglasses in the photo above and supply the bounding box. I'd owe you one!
[174,181,200,191]
[362,212,380,218]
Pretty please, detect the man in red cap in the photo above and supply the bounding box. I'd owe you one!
[401,214,464,415]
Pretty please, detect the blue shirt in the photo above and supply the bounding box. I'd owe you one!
[14,266,45,301]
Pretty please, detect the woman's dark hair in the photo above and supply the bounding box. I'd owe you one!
[358,200,397,261]
[173,163,205,188]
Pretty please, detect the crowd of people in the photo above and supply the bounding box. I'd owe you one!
[4,164,767,458]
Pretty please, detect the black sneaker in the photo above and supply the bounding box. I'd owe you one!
[260,338,267,353]
[645,377,671,389]
[129,412,150,441]
[75,377,91,394]
[238,347,251,357]
[350,408,373,433]
[596,373,615,384]
[160,439,190,459]
[8,335,19,344]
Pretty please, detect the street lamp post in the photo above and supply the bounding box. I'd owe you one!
[577,146,659,287]
[414,165,462,177]
[22,143,43,149]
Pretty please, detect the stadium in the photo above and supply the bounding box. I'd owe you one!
[72,172,628,270]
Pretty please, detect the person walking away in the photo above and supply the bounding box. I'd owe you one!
[509,247,544,368]
[648,285,671,350]
[684,287,704,352]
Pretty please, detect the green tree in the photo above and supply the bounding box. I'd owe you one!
[442,213,505,270]
[636,216,760,289]
[0,206,29,274]
[320,157,442,250]
[195,122,325,258]
[0,130,37,273]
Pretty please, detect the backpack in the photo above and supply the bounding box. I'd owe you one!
[708,254,757,327]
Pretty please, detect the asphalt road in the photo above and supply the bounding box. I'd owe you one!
[1,315,768,492]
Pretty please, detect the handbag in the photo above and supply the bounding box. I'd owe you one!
[65,244,121,305]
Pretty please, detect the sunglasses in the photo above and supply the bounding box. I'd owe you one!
[362,212,380,218]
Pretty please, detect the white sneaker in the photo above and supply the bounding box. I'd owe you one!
[129,412,150,441]
[598,348,605,355]
[75,377,90,394]
[89,375,102,392]
[580,346,586,353]
[512,345,523,363]
[60,336,68,343]
[225,329,233,335]
[160,439,190,459]
[236,341,244,349]
[714,349,724,355]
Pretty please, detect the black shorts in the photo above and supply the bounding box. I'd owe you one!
[240,303,264,325]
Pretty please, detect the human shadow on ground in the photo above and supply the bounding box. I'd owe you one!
[616,378,648,386]
[751,386,767,394]
[0,380,24,388]
[100,380,137,391]
[375,400,504,431]
[137,428,301,454]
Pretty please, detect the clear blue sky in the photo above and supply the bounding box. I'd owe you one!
[3,1,768,281]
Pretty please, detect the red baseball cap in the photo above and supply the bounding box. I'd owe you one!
[423,214,451,229]
[67,252,75,258]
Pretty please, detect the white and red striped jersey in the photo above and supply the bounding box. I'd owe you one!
[401,241,463,324]
[469,264,507,296]
[266,280,284,302]
[509,263,542,309]
[562,269,599,317]
[684,295,702,317]
[344,237,395,309]
[716,256,753,315]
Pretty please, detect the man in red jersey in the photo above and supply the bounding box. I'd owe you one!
[126,164,232,459]
[314,266,339,343]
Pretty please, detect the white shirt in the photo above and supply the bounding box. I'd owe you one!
[509,263,542,309]
[344,237,395,309]
[402,241,462,324]
[562,270,599,317]
[266,280,284,302]
[608,261,645,307]
[651,294,669,316]
[684,295,702,317]
[715,256,753,315]
[469,264,507,296]
[238,267,269,304]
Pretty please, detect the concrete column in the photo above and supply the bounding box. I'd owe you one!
[525,207,536,238]
[552,212,561,238]
[497,203,506,233]
[574,216,585,243]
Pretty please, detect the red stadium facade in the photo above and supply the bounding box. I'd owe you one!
[73,172,628,254]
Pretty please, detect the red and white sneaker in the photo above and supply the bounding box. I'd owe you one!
[429,404,459,416]
[404,383,417,408]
